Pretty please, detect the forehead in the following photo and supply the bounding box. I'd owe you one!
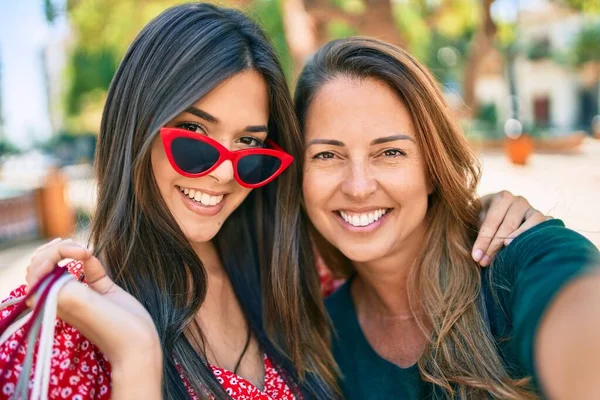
[192,71,269,120]
[303,77,416,141]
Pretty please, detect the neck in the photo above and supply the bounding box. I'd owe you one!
[192,240,225,277]
[352,221,428,318]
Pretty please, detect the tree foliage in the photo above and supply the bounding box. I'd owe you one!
[58,0,599,133]
[572,22,600,65]
[63,0,189,132]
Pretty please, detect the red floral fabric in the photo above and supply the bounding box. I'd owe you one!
[316,256,345,298]
[0,261,295,399]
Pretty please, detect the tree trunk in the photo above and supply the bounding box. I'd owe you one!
[462,0,496,117]
[282,0,402,78]
[282,0,318,77]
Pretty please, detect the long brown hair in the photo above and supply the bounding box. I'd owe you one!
[91,4,338,399]
[294,37,536,399]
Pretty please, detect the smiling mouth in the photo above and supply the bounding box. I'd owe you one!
[336,208,392,227]
[177,186,225,207]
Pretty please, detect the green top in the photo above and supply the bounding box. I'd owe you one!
[326,220,600,399]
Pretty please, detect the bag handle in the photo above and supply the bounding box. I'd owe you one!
[0,266,73,399]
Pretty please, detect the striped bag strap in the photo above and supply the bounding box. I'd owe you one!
[0,266,74,400]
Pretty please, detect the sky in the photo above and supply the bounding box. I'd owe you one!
[0,0,68,149]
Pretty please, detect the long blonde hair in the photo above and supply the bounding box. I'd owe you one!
[294,37,536,399]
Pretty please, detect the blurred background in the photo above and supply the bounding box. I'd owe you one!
[0,0,598,296]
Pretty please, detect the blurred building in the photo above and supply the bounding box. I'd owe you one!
[476,2,599,135]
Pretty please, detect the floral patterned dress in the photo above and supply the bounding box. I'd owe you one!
[0,261,295,400]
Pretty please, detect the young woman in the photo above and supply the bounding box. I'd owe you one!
[1,4,337,399]
[0,4,546,399]
[295,37,600,399]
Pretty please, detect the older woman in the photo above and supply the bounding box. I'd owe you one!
[295,37,600,399]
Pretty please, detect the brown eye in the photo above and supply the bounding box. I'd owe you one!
[177,122,206,134]
[237,136,264,147]
[314,152,335,160]
[383,149,405,157]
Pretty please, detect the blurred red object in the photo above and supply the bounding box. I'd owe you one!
[316,255,345,298]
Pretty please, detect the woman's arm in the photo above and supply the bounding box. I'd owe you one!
[25,239,164,399]
[536,270,600,399]
[491,220,600,397]
[57,277,163,399]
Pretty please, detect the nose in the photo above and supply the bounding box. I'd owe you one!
[340,161,377,201]
[208,159,235,184]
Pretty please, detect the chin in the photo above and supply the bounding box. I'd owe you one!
[337,244,385,264]
[180,224,219,244]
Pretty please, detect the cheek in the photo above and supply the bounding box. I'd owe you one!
[302,166,339,213]
[228,187,253,210]
[379,165,429,204]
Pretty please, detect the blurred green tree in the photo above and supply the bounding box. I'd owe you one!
[558,0,600,14]
[63,0,191,133]
[61,0,293,133]
[281,0,485,114]
[57,0,598,135]
[0,140,21,156]
[44,0,58,23]
[572,22,600,65]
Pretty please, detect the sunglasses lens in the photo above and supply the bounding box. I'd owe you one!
[238,154,282,185]
[171,137,220,174]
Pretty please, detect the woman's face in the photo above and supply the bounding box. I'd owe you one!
[302,77,431,264]
[151,71,269,244]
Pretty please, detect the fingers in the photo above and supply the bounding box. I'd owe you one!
[473,191,513,264]
[503,209,547,246]
[474,191,548,267]
[35,237,62,253]
[82,255,112,294]
[480,198,532,266]
[26,239,91,291]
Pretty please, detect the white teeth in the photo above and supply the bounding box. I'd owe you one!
[179,187,225,206]
[339,209,388,227]
[201,193,211,205]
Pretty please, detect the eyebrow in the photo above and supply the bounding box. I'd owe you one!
[306,134,414,147]
[306,138,345,147]
[184,107,268,133]
[370,134,415,145]
[185,107,218,123]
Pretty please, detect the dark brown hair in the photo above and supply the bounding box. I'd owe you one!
[91,3,338,399]
[294,37,536,399]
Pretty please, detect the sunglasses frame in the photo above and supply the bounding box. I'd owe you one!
[160,127,294,188]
